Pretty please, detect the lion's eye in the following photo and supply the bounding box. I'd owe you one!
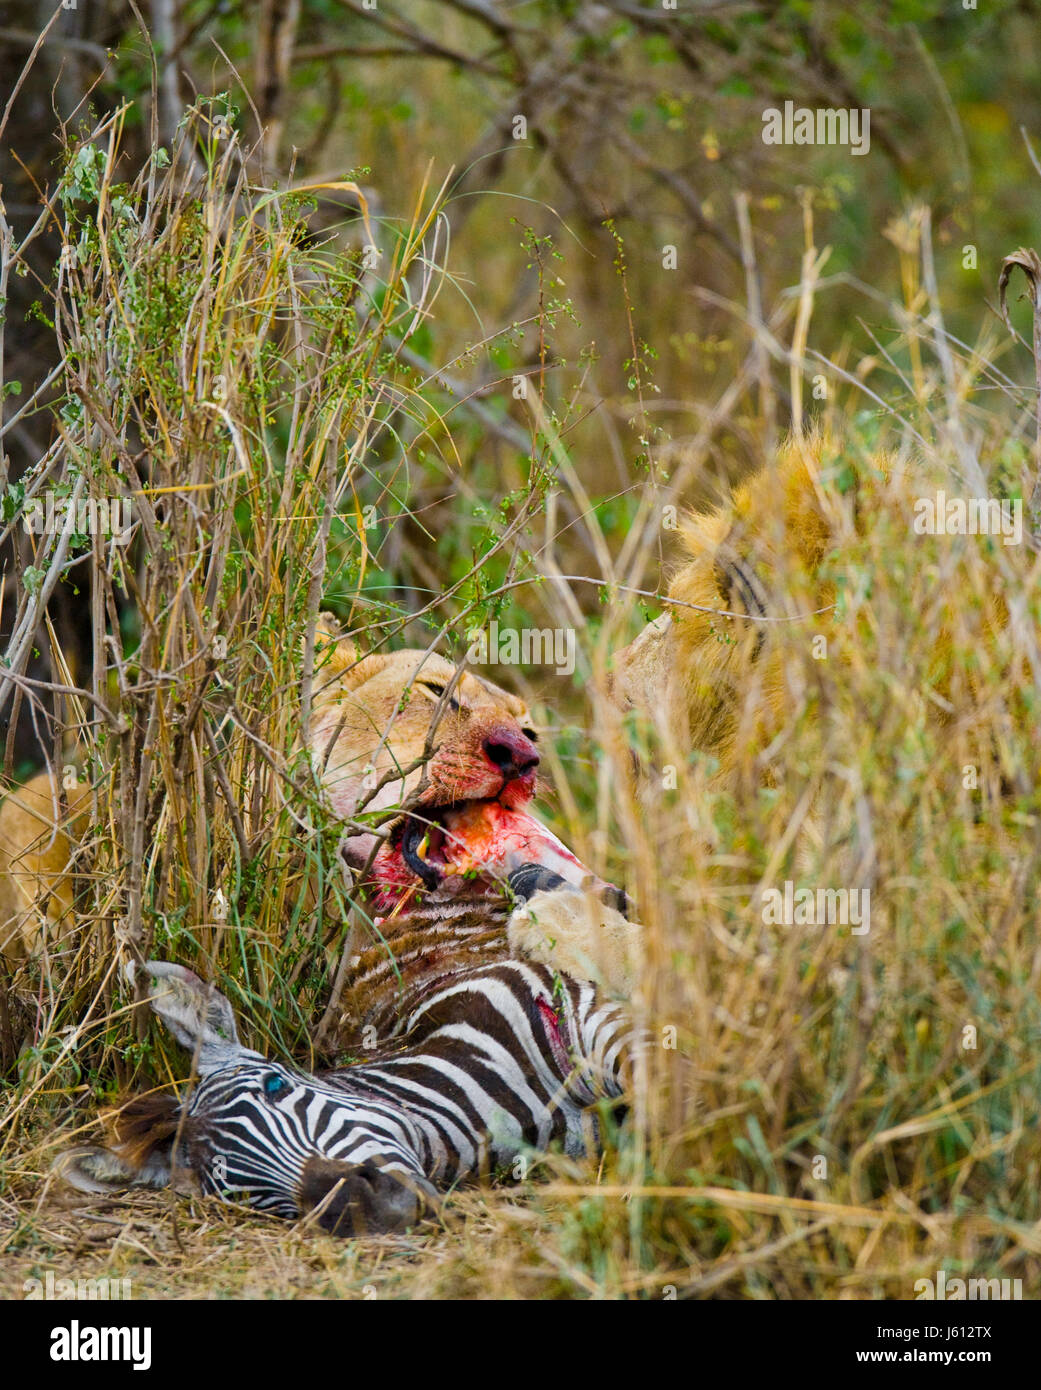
[522,726,538,742]
[420,681,460,712]
[263,1073,289,1098]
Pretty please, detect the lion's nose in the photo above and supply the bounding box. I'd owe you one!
[482,727,540,782]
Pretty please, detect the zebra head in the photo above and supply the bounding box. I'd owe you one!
[59,961,438,1237]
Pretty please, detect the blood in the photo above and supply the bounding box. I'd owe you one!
[368,798,622,914]
[537,996,571,1075]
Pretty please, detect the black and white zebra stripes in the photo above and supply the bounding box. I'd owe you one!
[68,948,646,1235]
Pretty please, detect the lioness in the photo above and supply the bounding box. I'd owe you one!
[0,772,90,966]
[0,616,640,995]
[307,617,641,996]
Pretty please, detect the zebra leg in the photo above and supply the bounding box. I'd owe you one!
[507,863,630,916]
[299,1156,439,1236]
[506,878,644,998]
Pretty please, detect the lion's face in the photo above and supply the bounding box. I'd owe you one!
[2,621,614,950]
[611,511,772,768]
[610,437,840,777]
[311,643,539,814]
[308,623,598,905]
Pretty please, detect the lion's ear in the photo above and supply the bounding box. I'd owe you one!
[312,612,359,677]
[311,613,387,692]
[315,611,347,646]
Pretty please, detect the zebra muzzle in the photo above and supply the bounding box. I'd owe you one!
[299,1155,438,1236]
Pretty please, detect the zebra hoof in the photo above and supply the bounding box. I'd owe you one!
[604,885,630,917]
[507,863,569,902]
[299,1156,438,1236]
[508,863,631,918]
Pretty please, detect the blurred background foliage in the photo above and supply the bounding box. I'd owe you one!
[3,0,1041,754]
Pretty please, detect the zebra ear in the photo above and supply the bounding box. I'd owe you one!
[128,960,248,1074]
[55,1144,162,1194]
[55,1094,202,1195]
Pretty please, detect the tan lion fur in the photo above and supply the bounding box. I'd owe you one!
[0,771,91,965]
[610,432,1010,789]
[308,615,538,859]
[2,616,637,995]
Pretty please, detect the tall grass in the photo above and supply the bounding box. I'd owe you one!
[0,98,466,1089]
[2,104,1040,1300]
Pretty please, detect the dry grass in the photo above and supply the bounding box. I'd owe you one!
[2,108,1041,1300]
